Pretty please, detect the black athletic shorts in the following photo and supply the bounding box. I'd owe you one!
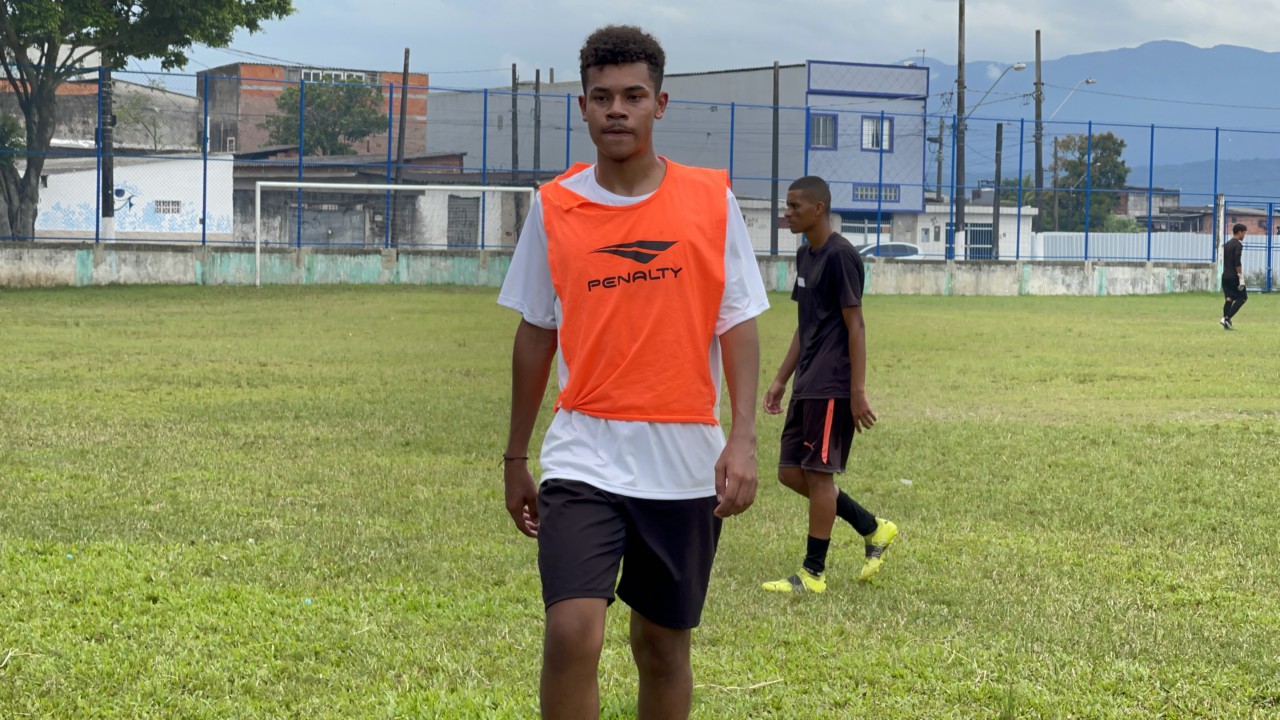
[536,479,722,630]
[778,397,854,474]
[1223,277,1248,302]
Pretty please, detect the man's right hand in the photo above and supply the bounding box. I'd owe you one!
[1239,281,1247,291]
[763,380,787,415]
[503,462,539,538]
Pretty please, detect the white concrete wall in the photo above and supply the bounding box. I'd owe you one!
[412,188,532,248]
[0,242,1222,295]
[37,156,233,242]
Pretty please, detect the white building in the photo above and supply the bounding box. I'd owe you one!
[37,154,233,243]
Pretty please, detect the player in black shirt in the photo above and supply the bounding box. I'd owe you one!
[1220,223,1247,330]
[762,176,898,594]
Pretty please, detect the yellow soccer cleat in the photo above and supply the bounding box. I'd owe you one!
[860,518,898,581]
[762,568,827,593]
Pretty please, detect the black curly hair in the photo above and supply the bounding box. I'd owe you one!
[789,176,832,210]
[579,25,665,92]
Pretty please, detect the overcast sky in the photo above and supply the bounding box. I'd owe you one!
[140,0,1280,85]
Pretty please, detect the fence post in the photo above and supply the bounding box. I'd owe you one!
[1268,202,1275,293]
[385,83,395,249]
[95,67,103,244]
[947,114,957,260]
[201,73,209,246]
[565,93,572,171]
[1083,121,1093,260]
[728,102,736,189]
[481,89,488,186]
[1146,124,1155,261]
[1016,118,1024,260]
[296,79,306,249]
[803,107,811,177]
[875,110,885,249]
[1212,127,1221,263]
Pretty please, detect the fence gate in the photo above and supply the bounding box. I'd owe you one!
[946,222,995,260]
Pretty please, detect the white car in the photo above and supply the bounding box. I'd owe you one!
[854,242,925,260]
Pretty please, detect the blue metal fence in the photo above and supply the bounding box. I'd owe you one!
[11,66,1280,285]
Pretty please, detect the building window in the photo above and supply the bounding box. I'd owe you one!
[809,114,837,150]
[154,200,182,214]
[861,116,893,152]
[852,184,900,202]
[301,69,375,84]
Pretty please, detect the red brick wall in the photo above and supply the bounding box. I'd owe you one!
[208,64,429,156]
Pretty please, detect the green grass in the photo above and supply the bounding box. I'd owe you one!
[2,285,1278,718]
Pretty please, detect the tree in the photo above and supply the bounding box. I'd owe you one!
[0,0,293,240]
[1050,132,1130,232]
[258,81,385,156]
[1102,214,1142,233]
[997,175,1038,208]
[113,77,171,151]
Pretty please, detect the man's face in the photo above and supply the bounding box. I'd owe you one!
[579,63,667,162]
[784,189,824,235]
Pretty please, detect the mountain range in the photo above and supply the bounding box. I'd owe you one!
[907,41,1280,200]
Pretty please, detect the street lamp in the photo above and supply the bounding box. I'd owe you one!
[969,63,1027,118]
[1049,77,1097,121]
[956,62,1026,259]
[1045,78,1098,231]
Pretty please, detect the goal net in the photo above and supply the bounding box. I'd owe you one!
[253,181,536,284]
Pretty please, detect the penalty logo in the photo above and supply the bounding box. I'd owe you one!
[587,240,683,292]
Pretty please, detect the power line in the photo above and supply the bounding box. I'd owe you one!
[1043,82,1280,112]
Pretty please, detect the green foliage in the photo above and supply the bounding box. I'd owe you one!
[1,0,295,74]
[258,81,386,156]
[996,175,1037,207]
[0,114,24,167]
[1051,132,1131,232]
[2,286,1279,717]
[1102,213,1143,232]
[0,0,294,238]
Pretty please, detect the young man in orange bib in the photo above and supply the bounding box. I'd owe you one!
[762,176,898,594]
[499,25,769,719]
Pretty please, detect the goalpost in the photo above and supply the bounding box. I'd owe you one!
[253,181,536,287]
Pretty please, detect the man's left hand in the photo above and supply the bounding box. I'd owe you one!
[714,433,757,518]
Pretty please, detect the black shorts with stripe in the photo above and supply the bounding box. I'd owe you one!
[778,397,854,474]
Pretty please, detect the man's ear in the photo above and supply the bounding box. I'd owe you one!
[654,91,669,120]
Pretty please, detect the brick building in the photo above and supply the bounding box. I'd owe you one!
[197,63,428,156]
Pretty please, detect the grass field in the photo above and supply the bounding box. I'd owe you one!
[2,285,1279,719]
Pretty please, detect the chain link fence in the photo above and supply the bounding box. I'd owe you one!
[7,65,1280,276]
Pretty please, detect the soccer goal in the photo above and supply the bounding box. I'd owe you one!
[253,181,536,286]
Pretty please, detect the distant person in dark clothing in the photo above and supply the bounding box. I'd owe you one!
[761,175,897,594]
[1221,223,1247,330]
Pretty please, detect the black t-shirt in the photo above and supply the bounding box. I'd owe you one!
[1223,238,1243,279]
[791,233,864,399]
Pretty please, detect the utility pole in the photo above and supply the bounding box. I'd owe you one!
[956,0,967,258]
[935,116,945,201]
[394,49,410,182]
[391,48,411,246]
[100,67,115,241]
[534,68,542,181]
[1034,30,1044,231]
[992,122,1003,259]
